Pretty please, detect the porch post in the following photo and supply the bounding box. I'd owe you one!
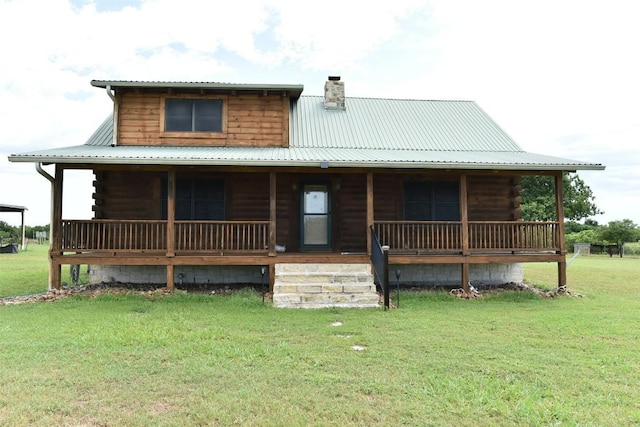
[20,209,26,251]
[166,170,176,291]
[460,174,470,293]
[50,164,64,290]
[460,174,469,256]
[269,172,277,257]
[461,264,470,294]
[366,172,373,256]
[555,172,567,287]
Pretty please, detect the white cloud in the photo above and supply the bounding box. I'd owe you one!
[1,0,638,226]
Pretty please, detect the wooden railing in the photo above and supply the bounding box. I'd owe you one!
[175,221,269,252]
[61,220,269,253]
[61,220,167,251]
[61,219,559,255]
[374,221,462,252]
[374,221,560,253]
[469,221,559,252]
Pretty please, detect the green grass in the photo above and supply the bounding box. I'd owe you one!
[1,249,639,426]
[0,244,87,298]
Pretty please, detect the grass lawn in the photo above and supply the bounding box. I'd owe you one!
[1,246,639,426]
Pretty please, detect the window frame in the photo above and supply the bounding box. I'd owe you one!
[403,180,461,221]
[160,94,227,139]
[161,177,226,221]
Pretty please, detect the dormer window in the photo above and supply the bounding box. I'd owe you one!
[165,98,223,132]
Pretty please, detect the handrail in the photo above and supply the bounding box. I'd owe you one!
[370,226,390,309]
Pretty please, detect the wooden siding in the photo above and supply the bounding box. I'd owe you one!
[94,170,274,222]
[337,174,367,252]
[228,173,270,220]
[467,175,518,221]
[93,171,162,219]
[116,91,288,147]
[373,174,401,220]
[275,174,296,251]
[91,169,522,254]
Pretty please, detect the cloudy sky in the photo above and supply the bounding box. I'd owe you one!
[1,0,639,227]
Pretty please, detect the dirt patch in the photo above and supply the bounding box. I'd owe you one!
[1,282,581,306]
[447,282,584,299]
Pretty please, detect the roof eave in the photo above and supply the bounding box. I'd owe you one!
[90,80,305,99]
[6,154,605,171]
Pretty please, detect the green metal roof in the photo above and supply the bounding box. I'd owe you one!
[291,97,520,151]
[8,94,605,171]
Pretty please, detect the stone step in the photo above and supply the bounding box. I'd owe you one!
[275,272,373,285]
[273,292,380,309]
[275,263,372,275]
[272,263,379,309]
[273,283,377,294]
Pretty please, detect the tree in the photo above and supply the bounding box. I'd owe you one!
[598,219,640,257]
[520,173,602,221]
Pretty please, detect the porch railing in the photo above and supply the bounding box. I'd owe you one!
[468,221,559,252]
[374,221,560,253]
[61,220,167,251]
[374,221,462,252]
[61,219,559,254]
[61,220,269,253]
[175,221,269,252]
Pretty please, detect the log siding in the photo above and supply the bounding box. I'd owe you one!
[116,91,288,147]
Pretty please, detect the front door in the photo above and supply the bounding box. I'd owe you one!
[301,184,331,249]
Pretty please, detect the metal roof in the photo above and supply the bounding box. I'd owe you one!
[8,95,605,171]
[0,204,28,213]
[292,97,521,151]
[91,80,305,98]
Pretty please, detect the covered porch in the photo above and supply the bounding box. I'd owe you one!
[47,165,567,292]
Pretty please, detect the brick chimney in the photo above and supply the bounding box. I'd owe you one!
[324,76,345,110]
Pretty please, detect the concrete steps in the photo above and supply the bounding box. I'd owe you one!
[272,263,379,308]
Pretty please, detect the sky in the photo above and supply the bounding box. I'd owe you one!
[1,0,639,227]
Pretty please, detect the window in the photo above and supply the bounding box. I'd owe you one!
[161,178,225,220]
[404,181,460,221]
[165,98,223,132]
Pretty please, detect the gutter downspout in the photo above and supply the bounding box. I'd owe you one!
[36,162,56,290]
[106,85,118,146]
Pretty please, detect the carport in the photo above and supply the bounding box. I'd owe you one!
[0,204,27,251]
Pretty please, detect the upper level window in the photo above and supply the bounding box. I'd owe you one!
[404,181,460,221]
[165,98,223,132]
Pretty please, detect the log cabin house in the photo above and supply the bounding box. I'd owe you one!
[8,77,604,307]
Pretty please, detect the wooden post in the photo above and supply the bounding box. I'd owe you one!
[20,209,26,251]
[366,172,374,256]
[557,261,567,287]
[555,172,567,288]
[555,172,566,254]
[269,172,277,256]
[50,165,64,290]
[166,264,174,292]
[461,263,470,293]
[460,174,471,294]
[460,173,469,256]
[269,263,275,293]
[166,170,176,291]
